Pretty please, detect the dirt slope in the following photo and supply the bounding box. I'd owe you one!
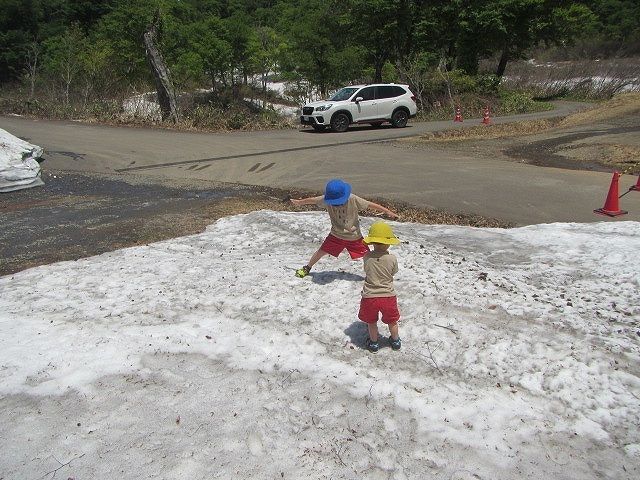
[412,93,640,174]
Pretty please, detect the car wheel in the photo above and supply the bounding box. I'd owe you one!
[311,125,326,132]
[330,113,350,133]
[369,121,383,127]
[391,109,409,128]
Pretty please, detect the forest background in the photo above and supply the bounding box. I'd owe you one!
[1,0,639,130]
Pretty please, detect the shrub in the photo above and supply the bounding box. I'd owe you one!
[475,74,501,93]
[498,91,551,115]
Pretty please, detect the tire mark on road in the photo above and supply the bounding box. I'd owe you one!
[114,133,421,173]
[48,151,86,161]
[256,162,275,173]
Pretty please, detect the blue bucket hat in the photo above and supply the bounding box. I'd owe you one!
[324,179,352,205]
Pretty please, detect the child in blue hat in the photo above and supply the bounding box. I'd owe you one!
[290,179,399,277]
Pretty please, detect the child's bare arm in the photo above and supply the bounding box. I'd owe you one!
[367,201,400,219]
[290,195,323,206]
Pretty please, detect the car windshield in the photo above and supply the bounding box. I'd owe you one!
[329,87,359,101]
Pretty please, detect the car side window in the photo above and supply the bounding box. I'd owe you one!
[376,86,406,99]
[353,86,375,101]
[376,86,395,99]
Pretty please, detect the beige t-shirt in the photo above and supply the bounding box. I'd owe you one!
[362,250,398,298]
[315,194,371,240]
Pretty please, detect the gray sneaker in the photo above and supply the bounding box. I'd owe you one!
[390,337,401,351]
[366,338,379,353]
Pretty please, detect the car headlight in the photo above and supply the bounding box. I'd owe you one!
[315,104,333,112]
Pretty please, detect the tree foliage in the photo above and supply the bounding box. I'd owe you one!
[1,0,635,103]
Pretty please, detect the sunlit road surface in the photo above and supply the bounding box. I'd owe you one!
[3,101,639,225]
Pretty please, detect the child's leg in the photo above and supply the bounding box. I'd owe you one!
[388,322,399,340]
[387,321,401,350]
[296,248,329,277]
[367,322,379,342]
[307,248,328,269]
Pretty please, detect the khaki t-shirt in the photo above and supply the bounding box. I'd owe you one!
[315,194,371,241]
[362,250,398,298]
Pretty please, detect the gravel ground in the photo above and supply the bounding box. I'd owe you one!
[0,170,510,276]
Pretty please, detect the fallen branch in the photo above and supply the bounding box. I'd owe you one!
[411,341,444,375]
[188,423,205,437]
[365,382,375,406]
[279,368,300,388]
[38,453,85,480]
[434,323,458,334]
[331,443,347,467]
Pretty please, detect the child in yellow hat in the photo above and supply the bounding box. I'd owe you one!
[358,221,401,353]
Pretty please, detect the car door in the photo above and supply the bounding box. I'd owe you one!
[375,85,405,119]
[350,86,377,121]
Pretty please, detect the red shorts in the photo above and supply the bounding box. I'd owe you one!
[320,234,370,259]
[358,296,400,324]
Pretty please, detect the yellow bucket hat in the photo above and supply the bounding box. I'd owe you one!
[364,221,400,245]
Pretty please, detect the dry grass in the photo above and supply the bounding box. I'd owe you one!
[413,93,640,143]
[199,196,513,229]
[558,143,640,174]
[414,118,560,143]
[405,93,640,174]
[558,93,640,127]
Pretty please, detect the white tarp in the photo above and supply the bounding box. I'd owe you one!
[0,127,44,193]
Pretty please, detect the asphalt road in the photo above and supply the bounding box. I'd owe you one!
[2,102,640,225]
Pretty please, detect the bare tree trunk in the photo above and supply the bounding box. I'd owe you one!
[143,12,179,122]
[210,73,217,93]
[25,42,40,99]
[374,59,384,83]
[496,45,510,78]
[231,68,240,100]
[64,63,72,107]
[438,56,455,112]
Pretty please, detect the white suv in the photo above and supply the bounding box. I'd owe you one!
[300,84,418,132]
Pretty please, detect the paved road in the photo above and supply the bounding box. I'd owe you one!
[2,102,639,225]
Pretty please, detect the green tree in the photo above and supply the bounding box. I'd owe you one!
[247,26,283,92]
[93,0,161,86]
[66,0,118,31]
[580,0,640,55]
[42,24,88,105]
[415,0,596,76]
[278,0,357,95]
[173,16,232,90]
[478,1,596,77]
[225,13,252,97]
[78,38,115,104]
[343,0,415,82]
[0,0,43,83]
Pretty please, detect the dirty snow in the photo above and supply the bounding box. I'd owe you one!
[0,127,44,192]
[0,211,639,479]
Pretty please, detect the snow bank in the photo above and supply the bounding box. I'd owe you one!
[0,128,44,192]
[1,212,639,479]
[121,92,161,121]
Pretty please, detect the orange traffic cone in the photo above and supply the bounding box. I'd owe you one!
[454,106,463,122]
[481,106,491,124]
[594,172,628,217]
[630,174,640,191]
